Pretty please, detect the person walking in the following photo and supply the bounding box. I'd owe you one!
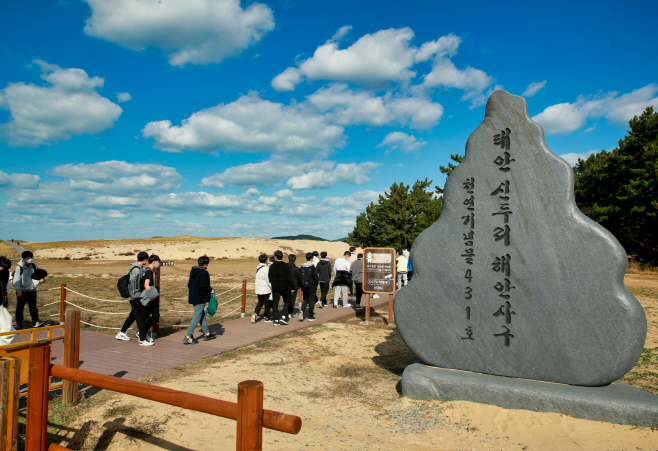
[13,251,45,329]
[287,254,301,319]
[347,247,357,295]
[183,255,217,344]
[139,254,161,343]
[268,250,293,325]
[396,249,408,289]
[299,252,319,322]
[0,257,15,345]
[350,253,364,310]
[332,251,351,308]
[252,254,272,323]
[116,251,148,342]
[317,251,332,307]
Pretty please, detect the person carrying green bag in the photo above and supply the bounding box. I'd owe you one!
[183,255,217,345]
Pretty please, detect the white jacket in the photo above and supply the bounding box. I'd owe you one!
[255,264,271,295]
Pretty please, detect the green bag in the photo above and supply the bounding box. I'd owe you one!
[206,289,218,317]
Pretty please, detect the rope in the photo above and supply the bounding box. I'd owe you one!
[161,293,243,313]
[65,287,128,303]
[80,320,122,330]
[170,284,241,300]
[63,300,130,315]
[166,305,242,326]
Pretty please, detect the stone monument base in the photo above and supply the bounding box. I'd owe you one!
[401,363,658,427]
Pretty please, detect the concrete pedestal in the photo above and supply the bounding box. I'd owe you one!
[401,363,658,427]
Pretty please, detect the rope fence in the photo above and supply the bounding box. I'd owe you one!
[36,280,253,333]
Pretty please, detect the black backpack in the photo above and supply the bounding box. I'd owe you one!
[117,273,131,298]
[300,266,314,289]
[117,266,140,299]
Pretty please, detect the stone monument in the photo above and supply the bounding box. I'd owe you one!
[395,90,658,426]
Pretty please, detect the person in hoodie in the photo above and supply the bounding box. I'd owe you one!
[137,254,162,345]
[13,251,45,329]
[299,252,319,322]
[183,255,217,344]
[316,251,332,307]
[287,254,301,319]
[116,251,149,342]
[252,254,272,323]
[267,250,294,325]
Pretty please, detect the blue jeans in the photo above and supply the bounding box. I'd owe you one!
[187,303,209,337]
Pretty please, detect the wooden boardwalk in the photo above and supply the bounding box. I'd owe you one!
[19,295,392,380]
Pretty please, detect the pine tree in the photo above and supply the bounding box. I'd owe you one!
[347,178,443,249]
[574,107,658,264]
[435,154,464,194]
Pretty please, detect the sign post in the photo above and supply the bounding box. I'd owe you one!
[362,248,396,325]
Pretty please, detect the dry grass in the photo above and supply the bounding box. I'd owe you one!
[0,240,19,259]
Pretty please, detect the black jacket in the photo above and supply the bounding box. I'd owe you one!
[332,270,351,288]
[287,262,300,291]
[268,260,293,292]
[188,266,212,305]
[317,260,332,284]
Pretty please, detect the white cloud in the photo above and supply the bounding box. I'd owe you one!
[51,161,182,195]
[423,56,494,108]
[377,131,426,153]
[532,84,658,134]
[559,150,600,166]
[142,91,344,153]
[278,203,333,217]
[336,208,358,217]
[523,81,547,97]
[0,170,40,189]
[273,189,293,198]
[201,159,333,187]
[272,29,461,91]
[306,83,443,129]
[0,60,122,147]
[323,189,382,209]
[83,0,275,66]
[286,162,380,189]
[242,187,261,198]
[116,92,131,103]
[291,196,316,203]
[151,192,242,211]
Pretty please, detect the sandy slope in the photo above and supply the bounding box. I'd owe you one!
[26,237,358,261]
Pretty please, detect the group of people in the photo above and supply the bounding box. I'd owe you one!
[251,247,365,326]
[0,251,47,344]
[114,252,217,346]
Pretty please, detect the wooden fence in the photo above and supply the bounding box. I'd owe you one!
[3,341,301,451]
[0,311,81,451]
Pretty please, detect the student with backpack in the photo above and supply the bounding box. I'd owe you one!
[299,252,319,322]
[116,251,149,343]
[316,251,332,307]
[287,254,301,319]
[13,251,45,329]
[183,255,217,344]
[267,250,294,325]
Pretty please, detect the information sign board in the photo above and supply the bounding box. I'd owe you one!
[362,247,396,294]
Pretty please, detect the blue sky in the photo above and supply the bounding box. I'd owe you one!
[1,0,657,242]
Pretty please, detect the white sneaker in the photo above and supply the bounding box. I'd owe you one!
[251,313,257,324]
[372,294,380,298]
[139,339,154,346]
[115,331,131,341]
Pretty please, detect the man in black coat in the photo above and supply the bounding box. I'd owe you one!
[268,250,294,325]
[316,251,332,307]
[287,254,301,319]
[183,255,217,344]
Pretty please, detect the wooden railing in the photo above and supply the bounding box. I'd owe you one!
[16,341,301,451]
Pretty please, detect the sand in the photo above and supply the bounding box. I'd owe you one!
[66,320,658,451]
[25,237,358,261]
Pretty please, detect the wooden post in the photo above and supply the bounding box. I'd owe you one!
[26,342,50,451]
[151,264,161,338]
[388,293,394,323]
[2,357,20,451]
[297,290,302,309]
[236,380,263,451]
[62,310,80,406]
[1,359,9,451]
[59,284,66,325]
[365,294,371,324]
[241,280,247,318]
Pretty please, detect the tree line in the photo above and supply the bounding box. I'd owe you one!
[348,107,657,265]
